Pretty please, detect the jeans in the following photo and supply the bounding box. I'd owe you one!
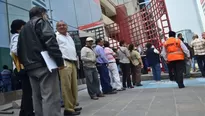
[96,63,113,93]
[184,59,191,78]
[151,63,161,81]
[196,55,205,77]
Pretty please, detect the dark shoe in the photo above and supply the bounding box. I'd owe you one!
[136,84,143,86]
[61,104,65,108]
[97,94,105,97]
[112,88,117,91]
[179,85,185,89]
[76,102,79,106]
[117,88,123,91]
[91,96,99,100]
[128,86,134,88]
[104,90,117,94]
[122,87,126,90]
[74,107,82,112]
[64,110,81,116]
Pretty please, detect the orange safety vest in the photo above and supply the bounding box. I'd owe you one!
[164,37,184,62]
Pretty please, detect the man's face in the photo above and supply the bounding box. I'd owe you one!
[56,22,68,35]
[87,41,93,46]
[202,33,205,39]
[99,40,104,46]
[178,35,182,39]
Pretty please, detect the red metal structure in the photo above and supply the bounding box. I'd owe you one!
[105,0,171,51]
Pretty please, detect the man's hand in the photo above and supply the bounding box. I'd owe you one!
[58,66,66,70]
[141,64,144,68]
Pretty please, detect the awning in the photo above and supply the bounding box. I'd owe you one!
[79,30,95,37]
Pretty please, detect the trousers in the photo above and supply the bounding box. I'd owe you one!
[120,63,132,88]
[169,60,185,87]
[27,67,61,116]
[131,64,141,85]
[83,67,101,97]
[59,61,78,112]
[107,63,122,90]
[96,63,113,93]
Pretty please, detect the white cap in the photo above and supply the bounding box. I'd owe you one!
[86,37,94,41]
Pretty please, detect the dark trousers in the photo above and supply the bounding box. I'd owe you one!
[167,63,175,81]
[84,67,101,97]
[169,60,185,87]
[151,63,161,81]
[96,64,113,93]
[196,55,205,77]
[120,63,132,88]
[131,64,141,85]
[14,69,34,116]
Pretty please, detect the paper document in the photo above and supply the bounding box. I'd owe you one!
[41,51,57,72]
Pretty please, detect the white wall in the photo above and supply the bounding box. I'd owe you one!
[165,0,204,36]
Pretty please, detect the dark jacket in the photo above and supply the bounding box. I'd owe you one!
[17,17,64,71]
[184,42,194,59]
[146,48,160,66]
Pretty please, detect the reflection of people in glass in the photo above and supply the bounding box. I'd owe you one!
[10,19,34,116]
[1,65,12,92]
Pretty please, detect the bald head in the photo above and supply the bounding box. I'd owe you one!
[56,21,68,35]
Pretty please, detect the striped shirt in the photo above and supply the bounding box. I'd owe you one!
[191,38,205,56]
[104,47,116,63]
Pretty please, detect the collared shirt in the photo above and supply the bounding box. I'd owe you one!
[117,46,130,63]
[10,34,19,70]
[94,45,109,64]
[190,38,205,56]
[161,39,190,61]
[104,47,116,63]
[10,33,19,55]
[56,32,77,61]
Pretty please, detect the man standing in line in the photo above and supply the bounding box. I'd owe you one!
[191,32,205,77]
[146,43,161,81]
[104,41,124,91]
[56,21,82,115]
[178,33,193,78]
[10,19,34,116]
[118,41,133,88]
[95,39,117,94]
[17,7,64,116]
[161,31,190,88]
[81,37,105,100]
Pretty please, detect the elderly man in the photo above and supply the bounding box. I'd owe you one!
[56,21,81,116]
[81,37,104,100]
[191,33,205,77]
[18,7,64,116]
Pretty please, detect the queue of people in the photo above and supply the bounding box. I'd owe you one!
[5,6,205,116]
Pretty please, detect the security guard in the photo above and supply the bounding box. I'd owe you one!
[161,31,190,88]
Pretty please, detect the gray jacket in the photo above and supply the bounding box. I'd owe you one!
[81,46,96,68]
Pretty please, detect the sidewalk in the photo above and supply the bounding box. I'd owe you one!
[2,78,205,116]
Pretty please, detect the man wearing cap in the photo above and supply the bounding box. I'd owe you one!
[161,31,190,88]
[81,37,104,100]
[56,21,81,116]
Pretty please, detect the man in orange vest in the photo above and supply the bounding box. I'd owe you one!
[161,31,190,88]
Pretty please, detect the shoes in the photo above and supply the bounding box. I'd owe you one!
[76,102,79,106]
[128,86,134,88]
[74,107,82,112]
[136,84,143,86]
[91,96,99,100]
[122,87,126,90]
[178,83,185,89]
[97,94,105,97]
[64,110,80,116]
[104,90,117,94]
